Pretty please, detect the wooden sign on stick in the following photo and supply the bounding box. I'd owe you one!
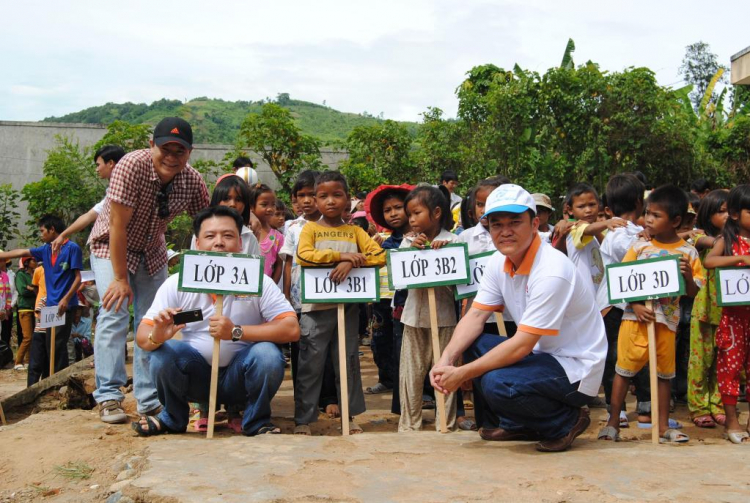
[40,306,66,377]
[605,255,684,444]
[301,266,380,436]
[178,251,264,439]
[716,267,750,307]
[387,243,470,433]
[453,251,506,335]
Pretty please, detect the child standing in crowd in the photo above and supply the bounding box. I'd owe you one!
[251,183,284,283]
[191,174,261,256]
[271,200,288,232]
[688,189,729,428]
[399,186,458,432]
[294,171,385,435]
[703,185,750,443]
[13,257,37,370]
[532,193,555,242]
[595,174,645,429]
[600,185,702,443]
[555,183,626,296]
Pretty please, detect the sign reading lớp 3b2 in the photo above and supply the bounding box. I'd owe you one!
[301,266,380,303]
[387,243,470,290]
[178,250,264,296]
[606,255,685,305]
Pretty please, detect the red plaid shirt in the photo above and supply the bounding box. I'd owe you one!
[89,149,209,276]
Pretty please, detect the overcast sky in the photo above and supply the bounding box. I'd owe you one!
[1,0,748,123]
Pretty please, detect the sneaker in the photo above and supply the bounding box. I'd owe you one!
[13,364,24,371]
[99,400,128,424]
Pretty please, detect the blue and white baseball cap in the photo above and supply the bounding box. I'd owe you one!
[481,184,537,219]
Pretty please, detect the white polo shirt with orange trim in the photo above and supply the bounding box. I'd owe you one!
[143,274,295,367]
[473,235,607,396]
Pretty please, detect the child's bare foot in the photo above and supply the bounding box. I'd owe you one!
[325,404,340,418]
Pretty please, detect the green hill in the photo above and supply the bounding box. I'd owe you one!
[42,95,420,145]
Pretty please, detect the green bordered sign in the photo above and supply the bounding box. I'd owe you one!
[716,267,750,307]
[455,250,496,301]
[178,250,264,296]
[301,266,380,304]
[387,243,470,290]
[606,255,685,305]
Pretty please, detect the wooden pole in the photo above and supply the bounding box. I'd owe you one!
[207,295,223,439]
[338,304,350,436]
[494,312,507,337]
[0,401,6,425]
[427,288,448,433]
[647,299,659,445]
[49,327,56,377]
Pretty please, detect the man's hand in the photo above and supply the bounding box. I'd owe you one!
[208,314,235,341]
[339,252,365,268]
[57,299,69,316]
[151,308,186,342]
[329,261,354,283]
[430,364,466,394]
[102,278,134,312]
[51,235,67,255]
[631,302,655,324]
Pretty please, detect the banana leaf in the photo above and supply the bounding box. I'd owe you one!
[560,38,575,70]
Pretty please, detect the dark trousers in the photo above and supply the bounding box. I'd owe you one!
[465,333,590,439]
[27,312,73,386]
[602,307,623,405]
[372,300,395,388]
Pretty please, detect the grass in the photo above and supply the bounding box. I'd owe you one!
[53,461,94,480]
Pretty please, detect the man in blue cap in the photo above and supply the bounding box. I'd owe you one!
[430,184,606,452]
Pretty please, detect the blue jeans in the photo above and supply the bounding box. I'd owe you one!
[150,340,285,434]
[91,254,167,413]
[465,333,590,440]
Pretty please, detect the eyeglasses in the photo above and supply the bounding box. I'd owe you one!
[156,183,173,219]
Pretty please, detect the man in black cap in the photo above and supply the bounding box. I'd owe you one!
[88,117,210,424]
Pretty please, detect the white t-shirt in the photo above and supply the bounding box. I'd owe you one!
[144,274,294,367]
[595,222,643,311]
[190,226,260,257]
[473,236,607,397]
[92,196,106,215]
[565,224,605,297]
[279,216,308,312]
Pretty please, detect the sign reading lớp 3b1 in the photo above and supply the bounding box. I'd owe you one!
[301,266,380,303]
[387,243,470,290]
[178,250,265,296]
[606,255,685,305]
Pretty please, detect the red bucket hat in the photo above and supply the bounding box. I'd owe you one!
[365,184,415,231]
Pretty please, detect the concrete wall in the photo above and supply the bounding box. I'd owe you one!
[0,120,349,246]
[731,46,750,85]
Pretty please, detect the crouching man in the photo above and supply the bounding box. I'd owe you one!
[131,206,299,436]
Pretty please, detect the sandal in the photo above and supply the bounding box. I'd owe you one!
[255,424,281,435]
[606,411,629,428]
[226,416,243,434]
[692,415,716,428]
[457,417,477,431]
[421,399,435,410]
[713,414,727,426]
[349,421,363,434]
[194,417,208,433]
[659,428,689,444]
[294,424,311,435]
[597,425,621,441]
[131,415,177,437]
[723,430,750,444]
[99,400,128,424]
[365,383,391,394]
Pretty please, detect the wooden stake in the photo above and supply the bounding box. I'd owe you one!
[427,288,448,433]
[494,312,507,337]
[647,299,659,445]
[207,295,223,439]
[0,401,6,425]
[49,327,56,377]
[337,304,350,436]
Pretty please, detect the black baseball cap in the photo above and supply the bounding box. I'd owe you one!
[153,117,193,149]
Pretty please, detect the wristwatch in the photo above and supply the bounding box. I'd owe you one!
[231,325,243,342]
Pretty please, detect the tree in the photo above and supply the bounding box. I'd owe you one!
[679,41,728,112]
[235,103,323,194]
[0,184,21,250]
[340,120,415,193]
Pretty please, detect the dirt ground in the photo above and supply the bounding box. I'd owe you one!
[1,344,749,502]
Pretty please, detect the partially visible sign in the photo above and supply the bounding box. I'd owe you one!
[301,267,380,303]
[178,251,264,296]
[80,270,95,283]
[387,243,470,290]
[40,306,65,328]
[606,255,685,305]
[455,251,495,300]
[717,267,750,306]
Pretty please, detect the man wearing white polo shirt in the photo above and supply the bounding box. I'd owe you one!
[431,184,606,452]
[130,205,300,436]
